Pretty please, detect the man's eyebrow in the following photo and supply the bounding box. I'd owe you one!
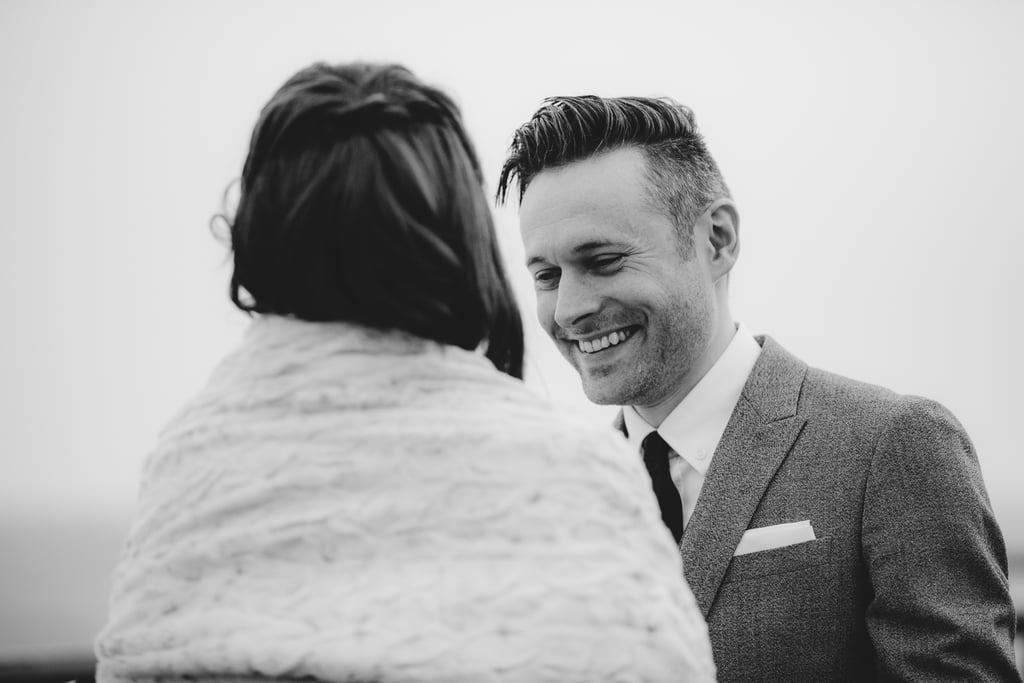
[526,240,624,268]
[572,240,621,254]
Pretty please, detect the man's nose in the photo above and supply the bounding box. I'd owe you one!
[552,275,601,329]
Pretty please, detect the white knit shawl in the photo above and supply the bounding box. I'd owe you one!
[95,316,715,682]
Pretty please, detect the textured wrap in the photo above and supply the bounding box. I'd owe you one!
[96,316,715,682]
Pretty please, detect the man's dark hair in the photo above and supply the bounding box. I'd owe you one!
[496,96,730,253]
[225,62,523,378]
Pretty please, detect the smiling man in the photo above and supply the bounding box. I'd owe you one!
[517,143,733,427]
[497,96,1019,681]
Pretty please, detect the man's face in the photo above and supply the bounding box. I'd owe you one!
[519,146,719,411]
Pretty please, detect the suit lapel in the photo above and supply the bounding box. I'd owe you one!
[680,336,808,617]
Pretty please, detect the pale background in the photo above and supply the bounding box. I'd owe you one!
[1,0,1021,657]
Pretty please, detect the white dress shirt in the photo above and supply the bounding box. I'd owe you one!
[623,325,761,526]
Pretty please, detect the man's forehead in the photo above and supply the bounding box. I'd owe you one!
[521,148,649,211]
[519,160,655,263]
[520,150,661,229]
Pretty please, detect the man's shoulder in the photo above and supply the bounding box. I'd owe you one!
[754,335,955,427]
[803,364,901,411]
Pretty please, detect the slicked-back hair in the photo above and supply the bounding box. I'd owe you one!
[496,96,730,254]
[226,62,523,378]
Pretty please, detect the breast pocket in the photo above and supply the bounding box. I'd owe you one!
[722,536,834,584]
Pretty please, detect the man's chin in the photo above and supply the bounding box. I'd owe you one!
[579,375,630,406]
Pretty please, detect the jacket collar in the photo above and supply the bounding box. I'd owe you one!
[613,335,804,432]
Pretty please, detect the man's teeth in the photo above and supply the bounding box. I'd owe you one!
[577,329,632,354]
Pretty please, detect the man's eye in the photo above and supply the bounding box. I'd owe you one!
[533,269,560,289]
[592,255,626,272]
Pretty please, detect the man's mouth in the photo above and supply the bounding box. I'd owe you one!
[573,327,636,354]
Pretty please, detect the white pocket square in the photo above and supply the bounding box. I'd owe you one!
[734,520,816,557]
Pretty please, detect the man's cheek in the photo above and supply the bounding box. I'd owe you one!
[534,297,554,329]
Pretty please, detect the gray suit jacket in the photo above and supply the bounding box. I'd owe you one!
[620,336,1019,681]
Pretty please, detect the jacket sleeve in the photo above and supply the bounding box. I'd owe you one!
[862,396,1020,681]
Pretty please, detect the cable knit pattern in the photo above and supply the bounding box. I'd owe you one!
[95,316,716,683]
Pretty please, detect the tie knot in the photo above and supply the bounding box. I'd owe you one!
[642,431,671,466]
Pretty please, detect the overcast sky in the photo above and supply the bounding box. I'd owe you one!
[2,0,1022,654]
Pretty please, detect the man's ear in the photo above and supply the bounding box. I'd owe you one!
[705,198,739,280]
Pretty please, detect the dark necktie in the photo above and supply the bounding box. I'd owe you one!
[642,431,684,543]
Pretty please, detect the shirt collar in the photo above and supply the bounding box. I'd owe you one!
[623,324,761,475]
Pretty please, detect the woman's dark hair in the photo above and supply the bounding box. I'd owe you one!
[225,62,523,378]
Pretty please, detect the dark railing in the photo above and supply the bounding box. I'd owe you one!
[0,655,95,683]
